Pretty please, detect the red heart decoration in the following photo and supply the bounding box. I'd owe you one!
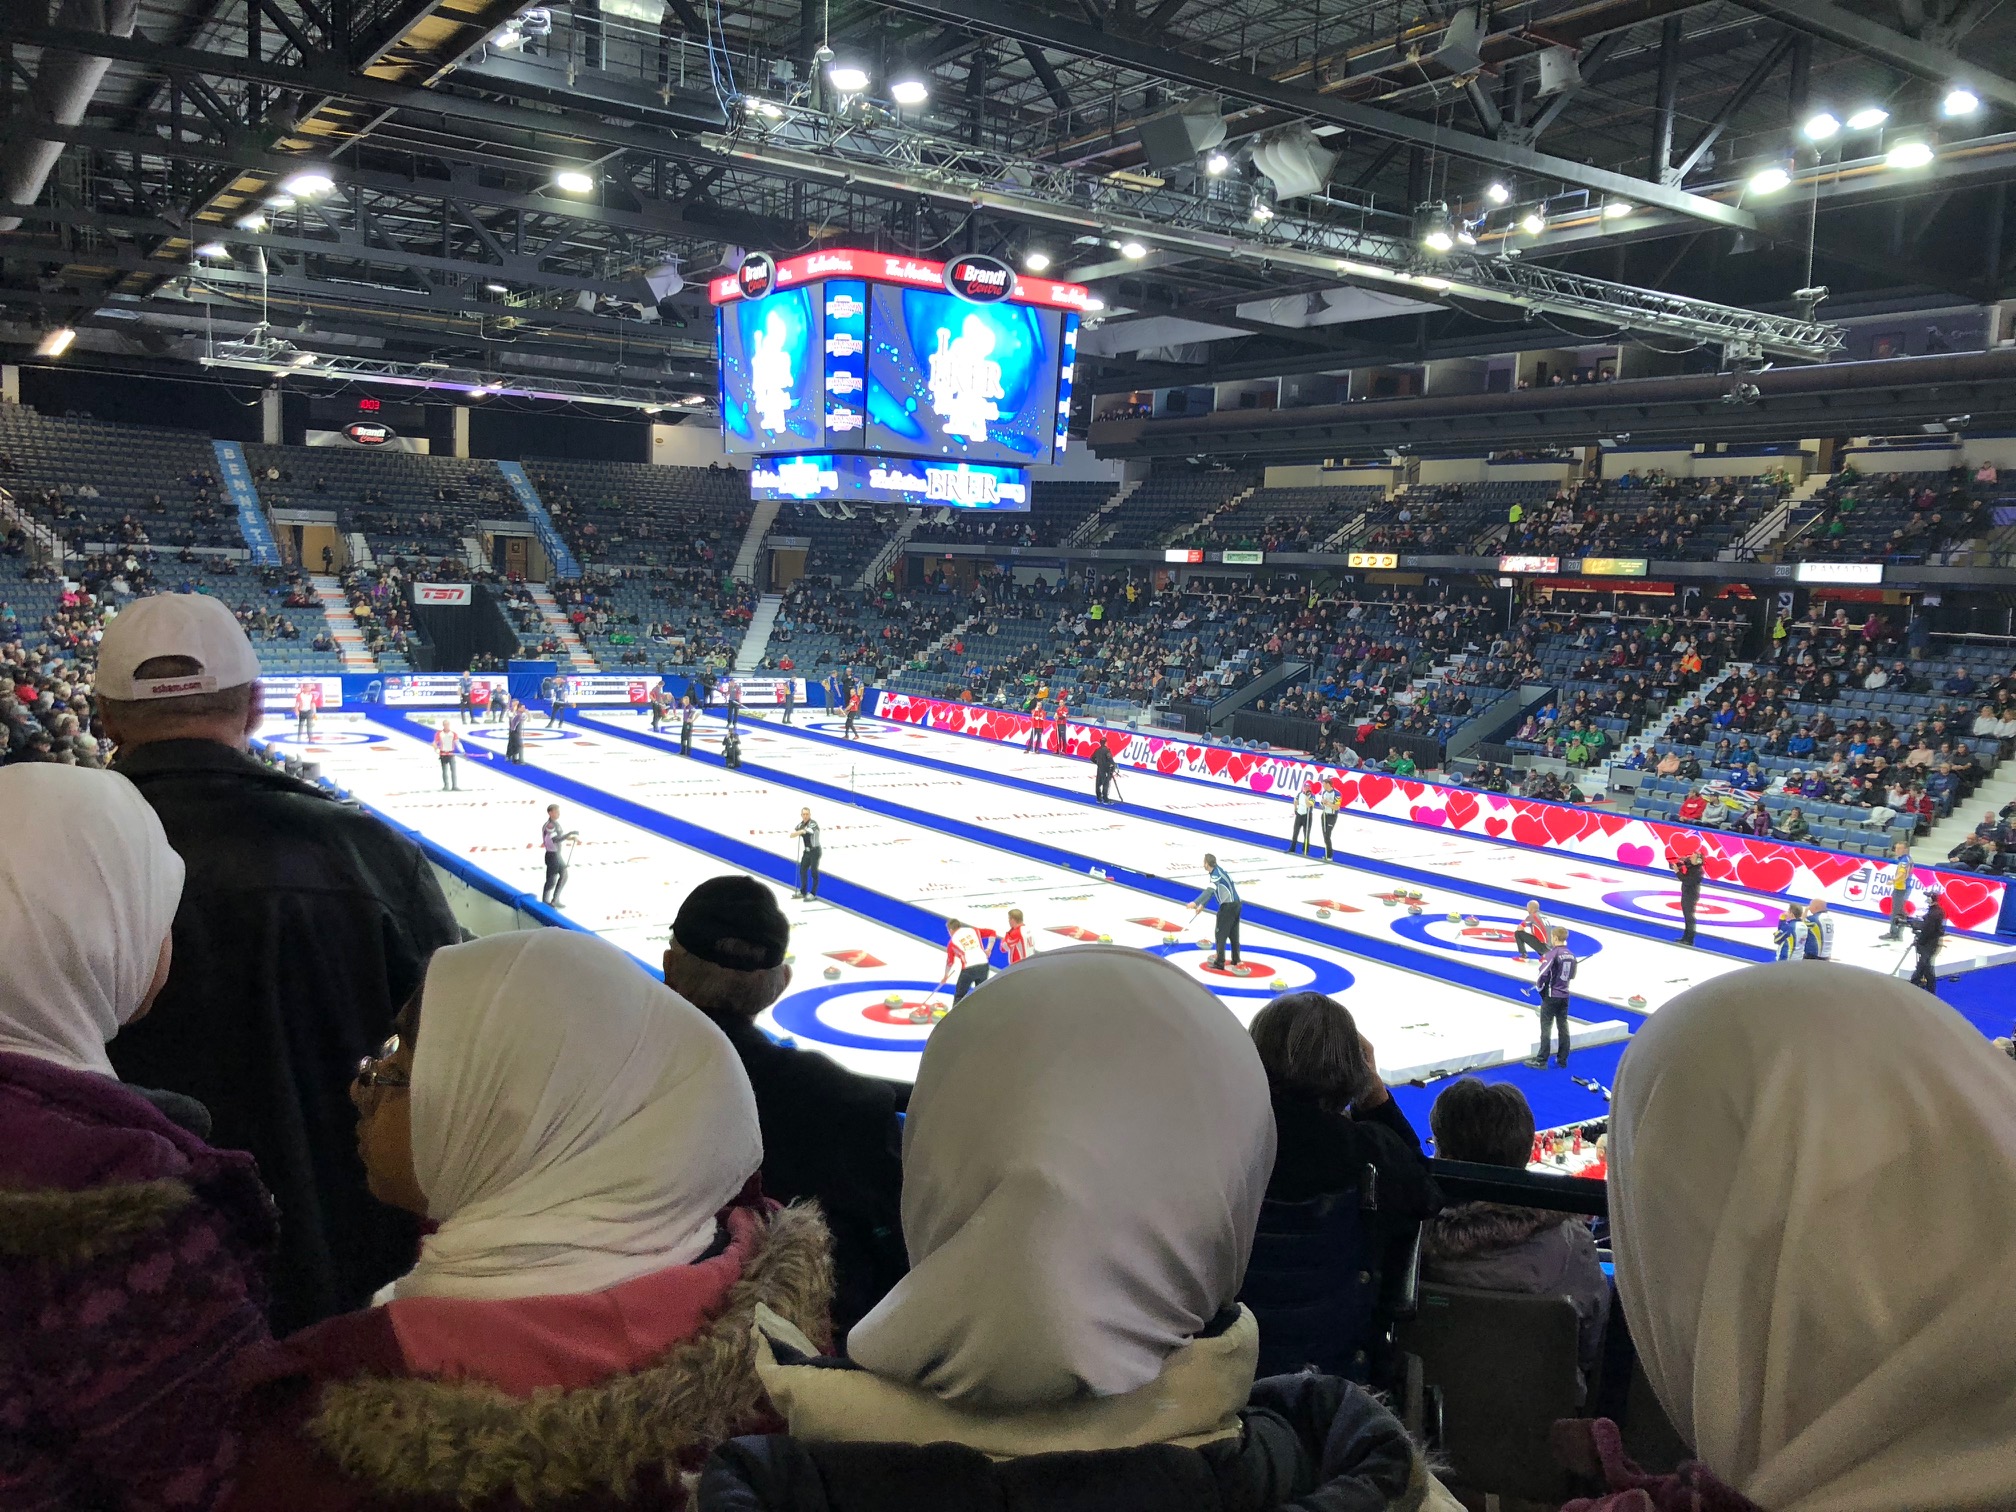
[1156,749,1181,774]
[1595,814,1629,837]
[1802,852,1864,889]
[1735,853,1797,894]
[1410,805,1448,827]
[1484,817,1509,837]
[1204,747,1230,776]
[1397,780,1425,801]
[1511,814,1552,847]
[1444,793,1480,830]
[1358,774,1394,808]
[1226,755,1254,784]
[1334,781,1360,808]
[1934,875,1997,928]
[1543,804,1592,845]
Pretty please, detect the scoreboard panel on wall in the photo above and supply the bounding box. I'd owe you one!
[711,249,1087,509]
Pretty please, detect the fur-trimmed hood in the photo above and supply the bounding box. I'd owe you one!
[0,1176,198,1267]
[228,1202,832,1511]
[1422,1200,1569,1262]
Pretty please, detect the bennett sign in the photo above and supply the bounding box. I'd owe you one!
[943,254,1015,303]
[415,582,472,605]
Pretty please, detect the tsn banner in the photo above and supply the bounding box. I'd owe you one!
[260,676,345,712]
[564,674,663,706]
[380,674,509,706]
[415,583,473,606]
[722,677,808,706]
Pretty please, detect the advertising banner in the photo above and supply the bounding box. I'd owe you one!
[415,583,473,606]
[378,673,509,706]
[869,690,2010,933]
[564,674,663,706]
[210,440,283,567]
[260,675,345,712]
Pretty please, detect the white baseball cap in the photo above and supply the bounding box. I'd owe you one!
[96,594,262,700]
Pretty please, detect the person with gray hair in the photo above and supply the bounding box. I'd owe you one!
[663,874,906,1339]
[95,593,461,1334]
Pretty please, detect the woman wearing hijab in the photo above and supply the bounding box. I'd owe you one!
[221,929,832,1512]
[0,764,276,1509]
[700,947,1462,1512]
[1558,961,2016,1512]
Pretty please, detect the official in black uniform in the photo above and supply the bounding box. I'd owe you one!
[791,806,823,899]
[678,696,696,756]
[783,679,796,725]
[1672,848,1705,945]
[1092,742,1116,804]
[1910,890,1947,991]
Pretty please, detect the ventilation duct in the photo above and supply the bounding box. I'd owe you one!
[1251,124,1338,201]
[1133,95,1227,172]
[0,0,141,234]
[1536,45,1582,97]
[1430,6,1485,74]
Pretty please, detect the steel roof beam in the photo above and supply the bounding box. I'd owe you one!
[1735,0,2016,111]
[870,0,1754,226]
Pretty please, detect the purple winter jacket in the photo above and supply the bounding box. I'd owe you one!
[0,1049,276,1511]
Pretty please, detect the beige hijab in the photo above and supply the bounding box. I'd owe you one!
[847,945,1275,1408]
[1612,961,2016,1511]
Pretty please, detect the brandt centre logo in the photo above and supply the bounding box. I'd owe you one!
[943,253,1015,303]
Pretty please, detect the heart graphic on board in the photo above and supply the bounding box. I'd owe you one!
[1544,805,1592,845]
[1594,814,1630,837]
[1358,774,1395,808]
[1616,843,1656,867]
[1398,780,1426,802]
[1802,852,1864,888]
[1484,817,1509,837]
[1734,853,1797,893]
[1249,771,1275,794]
[1204,747,1230,776]
[1932,875,1996,929]
[1511,813,1552,848]
[1444,793,1480,830]
[1156,749,1181,774]
[1227,755,1255,784]
[1410,806,1448,827]
[1333,781,1359,808]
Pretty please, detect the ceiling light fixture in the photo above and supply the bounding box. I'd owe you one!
[1119,239,1148,259]
[1885,139,1935,169]
[1801,111,1841,141]
[193,241,230,259]
[890,77,929,105]
[36,327,76,357]
[484,281,510,294]
[1602,199,1633,219]
[828,63,870,93]
[290,350,318,367]
[681,394,707,405]
[1942,86,1979,117]
[265,194,295,212]
[279,167,335,198]
[1023,249,1052,272]
[1520,209,1546,236]
[1251,201,1275,222]
[1485,181,1510,204]
[1845,105,1890,131]
[1748,163,1792,194]
[1084,296,1107,311]
[553,167,596,194]
[1204,150,1230,174]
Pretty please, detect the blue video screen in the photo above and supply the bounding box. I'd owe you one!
[865,285,1059,466]
[718,288,821,455]
[749,453,1029,509]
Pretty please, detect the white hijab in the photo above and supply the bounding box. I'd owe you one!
[848,945,1275,1409]
[0,764,183,1076]
[394,929,762,1302]
[1611,961,2016,1512]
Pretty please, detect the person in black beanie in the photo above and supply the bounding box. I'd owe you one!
[663,875,906,1339]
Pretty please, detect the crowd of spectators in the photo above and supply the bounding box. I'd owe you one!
[1796,463,2003,561]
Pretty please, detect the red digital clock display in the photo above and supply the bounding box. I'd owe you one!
[358,397,382,412]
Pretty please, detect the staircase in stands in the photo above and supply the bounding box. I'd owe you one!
[308,575,380,673]
[528,585,600,671]
[734,593,785,672]
[730,499,782,584]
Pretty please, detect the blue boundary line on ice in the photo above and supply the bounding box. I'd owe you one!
[620,706,1765,966]
[558,707,1631,1030]
[845,699,2004,939]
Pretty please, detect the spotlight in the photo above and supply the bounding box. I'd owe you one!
[1456,220,1479,246]
[553,167,595,194]
[279,167,334,198]
[1415,201,1455,253]
[264,194,295,211]
[193,241,230,259]
[484,281,510,294]
[1886,139,1935,169]
[1423,227,1454,251]
[1023,249,1052,272]
[643,405,663,416]
[681,394,706,405]
[1602,200,1633,219]
[290,350,317,367]
[1251,200,1275,222]
[1845,105,1889,131]
[1801,111,1840,141]
[890,77,929,105]
[1942,86,1979,117]
[1748,163,1792,194]
[1119,239,1148,259]
[829,63,870,93]
[234,212,268,232]
[1204,150,1230,174]
[1520,209,1546,236]
[747,97,784,119]
[1084,296,1107,311]
[1485,181,1510,204]
[36,327,76,357]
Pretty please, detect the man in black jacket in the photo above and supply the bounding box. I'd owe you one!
[96,595,461,1333]
[1910,888,1947,992]
[664,874,906,1340]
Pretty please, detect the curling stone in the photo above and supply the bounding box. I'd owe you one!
[1628,994,1648,1010]
[883,993,905,1009]
[1270,978,1288,989]
[1316,908,1331,919]
[823,966,841,981]
[1382,896,1398,907]
[1446,911,1462,923]
[1098,933,1111,943]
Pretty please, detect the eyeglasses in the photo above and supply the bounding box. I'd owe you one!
[354,1034,410,1090]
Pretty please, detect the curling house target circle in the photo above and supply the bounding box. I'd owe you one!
[1390,913,1604,960]
[768,979,957,1054]
[1148,943,1353,999]
[1600,889,1782,928]
[263,730,387,748]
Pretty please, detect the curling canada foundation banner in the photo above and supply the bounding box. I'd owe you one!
[869,690,2009,933]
